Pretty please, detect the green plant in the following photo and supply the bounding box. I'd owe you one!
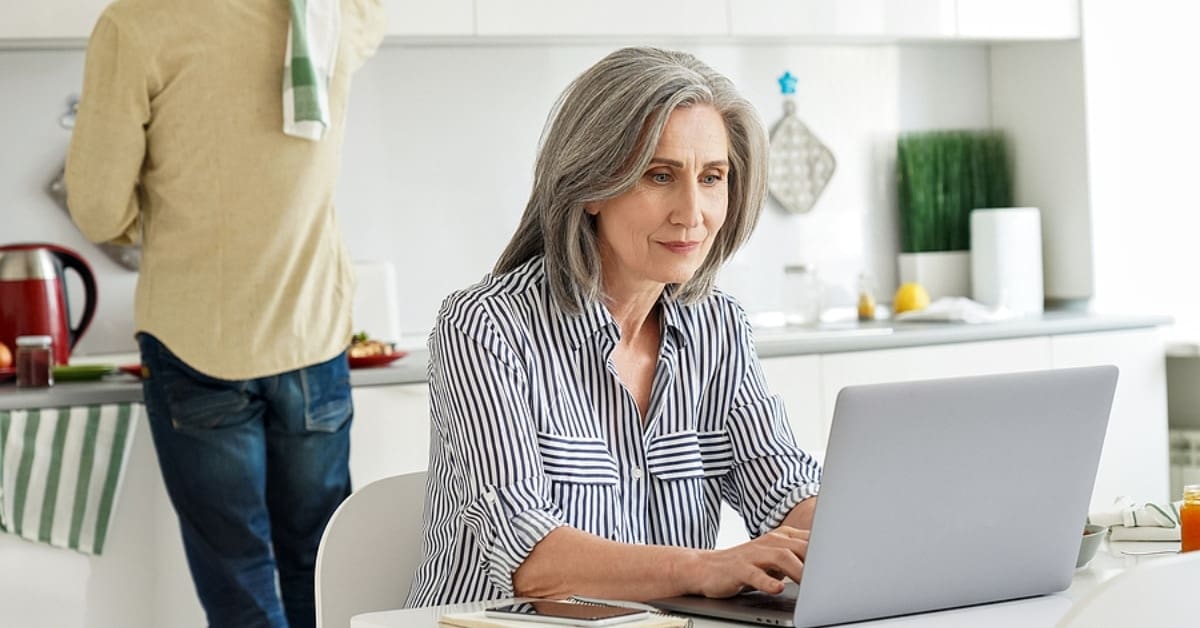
[896,130,1012,253]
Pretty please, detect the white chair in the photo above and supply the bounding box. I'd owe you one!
[315,471,428,628]
[1056,551,1200,627]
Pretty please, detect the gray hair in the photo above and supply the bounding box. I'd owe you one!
[494,46,769,313]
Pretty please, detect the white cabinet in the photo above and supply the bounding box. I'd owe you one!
[729,0,956,39]
[759,354,826,451]
[0,0,108,39]
[957,0,1079,39]
[0,0,1082,44]
[817,337,1053,444]
[385,0,474,36]
[1051,328,1170,510]
[350,383,431,488]
[475,0,728,37]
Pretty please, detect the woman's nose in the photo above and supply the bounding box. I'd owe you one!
[671,183,704,228]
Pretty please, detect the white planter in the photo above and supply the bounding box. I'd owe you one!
[897,251,971,300]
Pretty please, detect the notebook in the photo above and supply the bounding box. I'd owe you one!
[650,366,1118,627]
[441,599,691,627]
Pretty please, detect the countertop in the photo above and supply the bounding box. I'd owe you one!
[0,312,1171,411]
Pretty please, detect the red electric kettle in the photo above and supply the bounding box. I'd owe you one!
[0,243,98,365]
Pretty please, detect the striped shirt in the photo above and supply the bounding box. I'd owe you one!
[406,257,822,607]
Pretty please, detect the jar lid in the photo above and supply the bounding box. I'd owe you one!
[16,335,53,347]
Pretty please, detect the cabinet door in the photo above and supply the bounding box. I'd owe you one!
[385,0,474,36]
[0,0,109,39]
[1051,328,1170,510]
[956,0,1080,40]
[759,354,825,451]
[729,0,956,38]
[818,337,1053,439]
[350,384,431,488]
[476,0,728,36]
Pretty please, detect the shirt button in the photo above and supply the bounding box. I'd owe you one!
[632,467,644,480]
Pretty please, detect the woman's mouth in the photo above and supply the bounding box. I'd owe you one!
[660,241,701,254]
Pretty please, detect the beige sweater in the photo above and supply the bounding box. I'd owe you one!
[66,0,385,379]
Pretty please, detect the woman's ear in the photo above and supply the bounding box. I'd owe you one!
[584,202,600,216]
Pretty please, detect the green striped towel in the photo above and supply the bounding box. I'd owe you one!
[0,403,138,555]
[284,0,341,140]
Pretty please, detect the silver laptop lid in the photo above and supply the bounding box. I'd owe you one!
[793,366,1117,627]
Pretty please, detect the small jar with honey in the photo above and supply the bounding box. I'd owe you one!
[1183,484,1200,553]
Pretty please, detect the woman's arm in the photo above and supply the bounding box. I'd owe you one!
[779,496,818,531]
[514,524,811,601]
[720,302,823,536]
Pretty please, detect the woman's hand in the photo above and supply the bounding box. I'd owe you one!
[678,526,810,598]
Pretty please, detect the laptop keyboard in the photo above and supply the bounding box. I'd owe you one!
[739,594,797,613]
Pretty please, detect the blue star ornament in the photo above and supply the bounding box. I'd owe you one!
[777,71,797,96]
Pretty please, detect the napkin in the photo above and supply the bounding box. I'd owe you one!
[1088,496,1183,542]
[893,297,1015,324]
[284,0,341,140]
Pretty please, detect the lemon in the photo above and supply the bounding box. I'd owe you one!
[892,282,930,315]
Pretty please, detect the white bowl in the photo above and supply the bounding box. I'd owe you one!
[1077,523,1107,568]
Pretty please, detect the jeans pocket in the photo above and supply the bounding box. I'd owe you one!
[139,334,250,431]
[302,352,353,433]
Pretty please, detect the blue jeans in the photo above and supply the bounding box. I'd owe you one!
[138,333,353,628]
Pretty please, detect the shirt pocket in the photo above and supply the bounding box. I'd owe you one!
[536,431,620,485]
[646,430,734,480]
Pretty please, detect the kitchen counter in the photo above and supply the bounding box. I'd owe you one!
[0,312,1171,411]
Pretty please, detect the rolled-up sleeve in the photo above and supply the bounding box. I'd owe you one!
[429,306,565,595]
[721,311,822,536]
[65,10,149,246]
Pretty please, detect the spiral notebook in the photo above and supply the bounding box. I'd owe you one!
[439,598,691,628]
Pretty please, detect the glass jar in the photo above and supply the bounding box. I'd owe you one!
[783,264,823,326]
[15,335,54,388]
[1182,484,1200,553]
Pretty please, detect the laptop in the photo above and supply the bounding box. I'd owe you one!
[650,366,1117,627]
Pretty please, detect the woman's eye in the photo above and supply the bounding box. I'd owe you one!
[650,173,672,184]
[702,173,724,185]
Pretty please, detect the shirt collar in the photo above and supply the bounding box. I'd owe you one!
[658,286,693,349]
[553,281,695,351]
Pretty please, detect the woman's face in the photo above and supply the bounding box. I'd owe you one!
[587,104,730,298]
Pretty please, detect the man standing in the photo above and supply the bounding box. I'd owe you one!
[66,1,384,626]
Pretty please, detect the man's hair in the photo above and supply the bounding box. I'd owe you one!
[494,46,769,313]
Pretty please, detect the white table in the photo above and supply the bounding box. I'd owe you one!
[352,540,1180,627]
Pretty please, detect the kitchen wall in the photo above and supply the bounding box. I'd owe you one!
[0,42,991,355]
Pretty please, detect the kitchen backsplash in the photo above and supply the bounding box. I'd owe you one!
[0,43,990,355]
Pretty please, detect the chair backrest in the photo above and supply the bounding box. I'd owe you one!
[1056,552,1200,628]
[315,471,427,628]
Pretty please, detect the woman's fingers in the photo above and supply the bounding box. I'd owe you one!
[748,570,787,595]
[698,531,812,598]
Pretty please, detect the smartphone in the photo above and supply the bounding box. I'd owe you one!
[483,600,649,626]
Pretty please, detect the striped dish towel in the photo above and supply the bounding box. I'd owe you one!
[0,404,138,555]
[284,0,341,140]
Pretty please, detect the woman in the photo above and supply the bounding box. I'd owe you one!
[407,47,822,607]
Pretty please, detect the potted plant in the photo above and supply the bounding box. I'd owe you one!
[896,129,1012,299]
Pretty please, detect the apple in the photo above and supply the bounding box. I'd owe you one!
[0,341,11,369]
